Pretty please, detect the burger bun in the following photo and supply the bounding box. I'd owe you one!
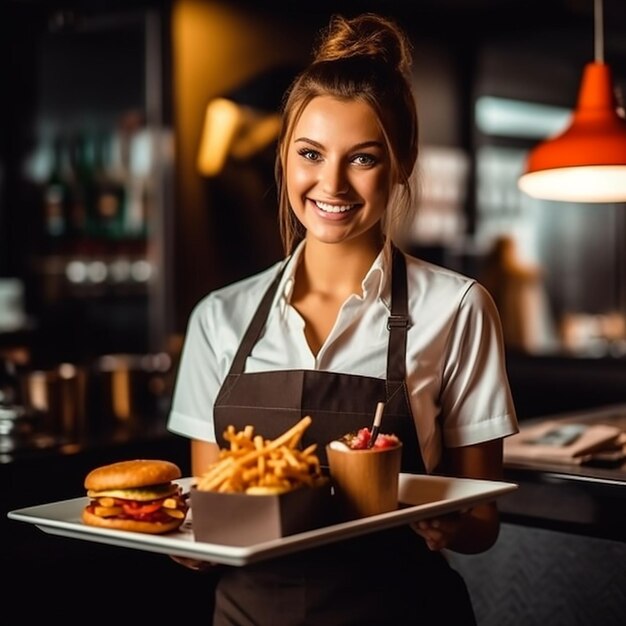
[84,459,182,492]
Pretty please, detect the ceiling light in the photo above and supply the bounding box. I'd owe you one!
[518,0,626,203]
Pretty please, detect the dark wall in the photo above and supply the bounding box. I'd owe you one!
[507,350,626,419]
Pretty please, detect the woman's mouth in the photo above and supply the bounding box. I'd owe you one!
[314,200,358,214]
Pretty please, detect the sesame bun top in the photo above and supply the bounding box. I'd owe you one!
[84,459,182,492]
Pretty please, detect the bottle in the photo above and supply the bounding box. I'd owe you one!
[126,126,150,239]
[42,135,72,250]
[67,132,93,247]
[91,132,126,241]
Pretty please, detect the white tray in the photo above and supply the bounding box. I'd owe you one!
[7,474,517,566]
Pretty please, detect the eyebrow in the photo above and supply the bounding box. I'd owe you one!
[294,137,384,151]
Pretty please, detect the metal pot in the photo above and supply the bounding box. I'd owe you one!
[91,352,171,429]
[20,363,88,444]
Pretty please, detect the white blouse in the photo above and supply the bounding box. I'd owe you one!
[167,243,519,472]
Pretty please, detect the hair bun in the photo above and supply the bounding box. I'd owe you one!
[314,13,412,77]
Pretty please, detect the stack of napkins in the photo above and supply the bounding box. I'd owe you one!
[504,420,624,465]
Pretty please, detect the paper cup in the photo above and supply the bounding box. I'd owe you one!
[326,442,402,520]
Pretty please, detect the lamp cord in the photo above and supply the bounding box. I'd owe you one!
[594,0,604,63]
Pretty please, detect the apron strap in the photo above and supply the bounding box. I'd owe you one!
[227,259,290,376]
[386,246,410,385]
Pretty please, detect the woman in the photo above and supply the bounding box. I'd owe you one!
[168,12,518,625]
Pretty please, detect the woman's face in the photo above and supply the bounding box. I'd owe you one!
[286,95,391,248]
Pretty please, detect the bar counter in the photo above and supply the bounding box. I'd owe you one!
[3,407,625,625]
[451,404,626,626]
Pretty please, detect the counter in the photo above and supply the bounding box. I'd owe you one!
[450,404,626,626]
[500,404,626,542]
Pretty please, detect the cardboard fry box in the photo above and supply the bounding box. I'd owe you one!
[190,480,334,546]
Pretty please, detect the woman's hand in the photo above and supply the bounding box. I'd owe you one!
[170,554,218,572]
[411,509,469,551]
[414,439,504,554]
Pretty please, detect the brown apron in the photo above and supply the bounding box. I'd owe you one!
[211,248,477,626]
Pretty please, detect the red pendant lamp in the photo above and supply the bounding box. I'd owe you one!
[518,0,626,203]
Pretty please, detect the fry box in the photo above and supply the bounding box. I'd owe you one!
[190,480,333,546]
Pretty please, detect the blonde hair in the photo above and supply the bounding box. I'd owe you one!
[275,13,419,254]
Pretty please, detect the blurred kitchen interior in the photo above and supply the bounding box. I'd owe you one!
[2,0,626,443]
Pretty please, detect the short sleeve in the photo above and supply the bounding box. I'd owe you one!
[440,282,518,447]
[167,301,222,443]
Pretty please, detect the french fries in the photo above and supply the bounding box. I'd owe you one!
[195,416,326,495]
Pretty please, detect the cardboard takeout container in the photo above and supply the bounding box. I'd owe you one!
[190,480,333,546]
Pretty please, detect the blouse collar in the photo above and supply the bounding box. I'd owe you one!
[279,241,392,310]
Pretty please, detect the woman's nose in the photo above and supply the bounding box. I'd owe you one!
[320,161,349,195]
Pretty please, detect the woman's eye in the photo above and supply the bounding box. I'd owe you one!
[297,148,321,162]
[353,154,377,167]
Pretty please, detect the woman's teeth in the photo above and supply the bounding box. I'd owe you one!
[315,200,355,213]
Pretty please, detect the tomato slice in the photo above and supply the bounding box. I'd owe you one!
[122,501,162,517]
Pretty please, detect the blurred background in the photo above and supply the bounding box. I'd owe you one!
[2,0,626,449]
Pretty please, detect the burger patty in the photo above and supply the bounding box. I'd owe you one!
[86,492,188,522]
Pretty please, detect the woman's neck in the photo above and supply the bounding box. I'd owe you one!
[296,237,383,300]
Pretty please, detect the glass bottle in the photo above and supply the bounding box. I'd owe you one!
[42,135,71,250]
[67,132,93,247]
[92,132,126,242]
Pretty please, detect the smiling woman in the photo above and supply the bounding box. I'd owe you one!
[167,12,518,626]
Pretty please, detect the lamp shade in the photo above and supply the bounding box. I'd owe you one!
[197,98,243,176]
[518,62,626,203]
[197,66,298,177]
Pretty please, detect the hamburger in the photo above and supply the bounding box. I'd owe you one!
[82,459,188,534]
